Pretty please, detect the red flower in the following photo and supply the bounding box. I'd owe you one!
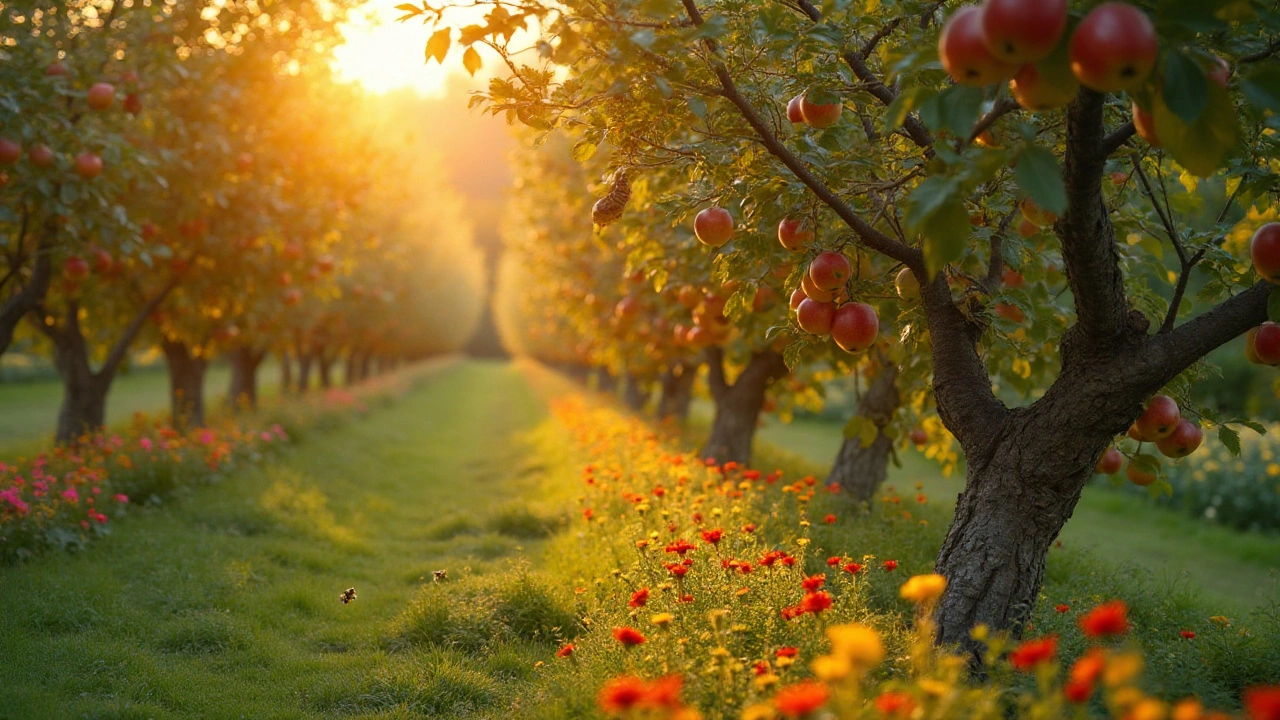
[1069,647,1106,685]
[583,508,594,521]
[1055,603,1070,613]
[665,539,697,555]
[1008,635,1058,671]
[874,691,917,716]
[612,626,646,647]
[1079,600,1129,638]
[799,591,832,614]
[754,660,770,675]
[1245,686,1280,720]
[773,681,829,717]
[1064,680,1094,704]
[629,588,649,608]
[598,676,647,712]
[744,470,761,480]
[882,560,898,571]
[742,523,757,533]
[826,556,841,566]
[665,563,689,578]
[556,643,575,658]
[827,483,840,493]
[678,593,694,603]
[780,555,796,567]
[701,528,724,545]
[823,514,837,524]
[801,574,826,592]
[776,646,798,658]
[1180,630,1196,640]
[645,675,685,709]
[843,562,863,575]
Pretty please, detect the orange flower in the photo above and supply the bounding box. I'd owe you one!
[776,646,799,658]
[1065,679,1095,704]
[701,528,724,545]
[799,591,832,614]
[612,626,646,647]
[882,560,898,571]
[1009,635,1058,671]
[773,681,829,717]
[1055,603,1070,613]
[843,562,863,575]
[874,691,917,716]
[1245,686,1280,720]
[801,574,826,592]
[1070,647,1106,686]
[1080,600,1130,638]
[598,676,647,713]
[1180,630,1196,640]
[556,643,575,658]
[629,588,649,608]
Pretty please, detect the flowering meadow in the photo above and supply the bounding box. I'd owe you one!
[0,361,445,563]
[513,380,1280,720]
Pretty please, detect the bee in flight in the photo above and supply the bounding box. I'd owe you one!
[339,587,357,604]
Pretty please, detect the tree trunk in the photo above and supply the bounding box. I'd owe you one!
[623,374,650,411]
[50,323,108,444]
[344,348,360,387]
[161,339,208,430]
[0,219,55,359]
[658,361,699,423]
[317,349,333,389]
[297,353,313,394]
[827,365,900,503]
[227,345,265,410]
[595,366,617,393]
[359,352,373,381]
[701,347,788,466]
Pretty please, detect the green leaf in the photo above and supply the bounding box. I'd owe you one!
[571,140,597,162]
[1162,50,1208,124]
[1269,286,1280,322]
[883,86,936,135]
[462,46,482,76]
[919,85,984,139]
[1218,425,1241,456]
[842,415,869,440]
[1152,81,1239,177]
[425,29,451,64]
[1131,452,1162,475]
[1014,145,1067,215]
[651,75,673,99]
[1240,63,1280,113]
[687,97,708,122]
[921,195,970,279]
[783,340,805,370]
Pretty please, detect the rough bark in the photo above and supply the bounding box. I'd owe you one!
[623,373,650,412]
[827,365,899,503]
[701,347,788,465]
[161,339,208,430]
[658,361,699,423]
[227,345,266,410]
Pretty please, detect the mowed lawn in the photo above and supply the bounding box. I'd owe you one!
[758,416,1280,614]
[0,361,562,719]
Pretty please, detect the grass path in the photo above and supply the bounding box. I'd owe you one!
[0,361,553,719]
[758,416,1280,614]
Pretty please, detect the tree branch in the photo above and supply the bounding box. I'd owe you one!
[0,217,56,356]
[1101,122,1135,157]
[1138,281,1272,387]
[920,275,1007,447]
[96,277,179,388]
[1059,89,1132,342]
[983,210,1017,293]
[705,345,729,401]
[966,97,1019,147]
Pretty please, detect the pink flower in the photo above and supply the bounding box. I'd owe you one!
[139,438,153,452]
[260,431,273,442]
[0,488,30,515]
[198,430,216,445]
[92,512,108,524]
[61,487,80,503]
[114,494,129,503]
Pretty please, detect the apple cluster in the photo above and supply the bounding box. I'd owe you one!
[1094,394,1202,487]
[1247,223,1280,366]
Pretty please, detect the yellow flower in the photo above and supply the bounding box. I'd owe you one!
[754,673,780,690]
[810,654,851,681]
[919,679,951,697]
[1210,615,1230,627]
[1113,687,1147,710]
[899,573,948,604]
[1172,698,1203,720]
[651,612,675,627]
[1129,698,1169,720]
[796,538,810,547]
[826,623,884,668]
[1104,652,1145,688]
[1267,463,1279,477]
[742,703,777,720]
[775,656,795,669]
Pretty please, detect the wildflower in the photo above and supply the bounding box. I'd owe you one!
[1245,686,1280,720]
[651,612,674,627]
[827,483,840,493]
[882,560,898,571]
[1173,699,1204,720]
[598,676,647,713]
[1129,698,1170,720]
[773,681,829,717]
[744,704,776,720]
[842,562,863,575]
[810,654,851,681]
[899,573,947,604]
[874,691,917,717]
[827,624,884,668]
[1008,635,1058,671]
[612,626,646,647]
[701,528,724,545]
[1070,648,1107,685]
[1180,630,1196,640]
[775,647,798,658]
[61,487,80,503]
[744,470,761,480]
[629,588,650,608]
[823,514,836,524]
[1210,615,1231,627]
[1055,603,1070,613]
[1065,680,1095,704]
[583,508,594,522]
[666,539,697,555]
[742,523,757,533]
[678,594,694,603]
[1103,652,1144,687]
[801,574,826,592]
[826,557,841,566]
[1079,600,1130,638]
[113,494,128,503]
[556,644,575,658]
[799,591,832,614]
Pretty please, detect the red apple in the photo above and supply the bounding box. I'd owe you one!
[29,144,55,167]
[786,95,804,123]
[799,93,843,129]
[801,272,834,303]
[615,296,641,319]
[45,61,69,77]
[1002,267,1025,289]
[1110,172,1128,186]
[64,256,90,281]
[789,287,807,311]
[1132,101,1159,147]
[1136,394,1180,441]
[1250,222,1280,282]
[0,172,7,188]
[86,82,115,111]
[75,152,103,179]
[752,285,778,312]
[677,285,701,309]
[1095,447,1123,475]
[1127,422,1144,442]
[1156,420,1203,459]
[895,267,920,302]
[1125,461,1157,487]
[0,138,20,165]
[123,93,142,115]
[796,298,836,335]
[778,217,814,251]
[910,428,928,447]
[1208,56,1231,88]
[1069,2,1158,93]
[939,5,1016,86]
[830,302,879,353]
[1253,322,1280,365]
[91,247,113,274]
[981,0,1067,64]
[995,303,1025,323]
[694,207,734,247]
[316,254,336,273]
[808,251,852,291]
[1009,48,1080,112]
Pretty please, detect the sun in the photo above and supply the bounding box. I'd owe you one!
[333,2,486,97]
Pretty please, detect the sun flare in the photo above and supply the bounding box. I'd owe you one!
[333,2,480,96]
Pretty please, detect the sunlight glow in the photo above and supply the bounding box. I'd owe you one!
[334,3,482,96]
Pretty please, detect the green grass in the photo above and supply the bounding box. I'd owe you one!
[0,361,287,451]
[757,415,1280,614]
[0,361,568,719]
